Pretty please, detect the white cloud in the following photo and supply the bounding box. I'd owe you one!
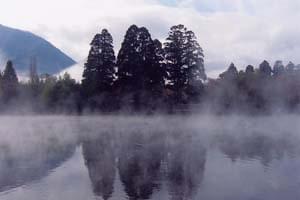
[1,0,300,78]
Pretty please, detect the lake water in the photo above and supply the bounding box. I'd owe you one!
[0,115,300,200]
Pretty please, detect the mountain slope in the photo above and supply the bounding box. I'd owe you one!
[0,24,76,74]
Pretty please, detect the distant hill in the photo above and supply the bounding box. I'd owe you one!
[0,24,76,74]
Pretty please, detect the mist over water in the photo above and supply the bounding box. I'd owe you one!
[0,115,300,200]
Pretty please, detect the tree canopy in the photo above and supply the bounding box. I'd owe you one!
[0,24,300,114]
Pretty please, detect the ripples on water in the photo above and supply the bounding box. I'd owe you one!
[0,115,300,200]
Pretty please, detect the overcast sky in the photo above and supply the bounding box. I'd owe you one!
[1,0,300,77]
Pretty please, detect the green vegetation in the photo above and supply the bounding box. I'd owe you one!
[1,24,300,114]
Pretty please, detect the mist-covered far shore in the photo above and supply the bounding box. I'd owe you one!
[0,25,300,115]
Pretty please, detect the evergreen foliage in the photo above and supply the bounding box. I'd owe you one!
[2,60,18,101]
[273,61,285,77]
[164,24,206,105]
[1,24,300,114]
[117,25,165,110]
[259,60,272,77]
[28,57,40,97]
[82,29,116,97]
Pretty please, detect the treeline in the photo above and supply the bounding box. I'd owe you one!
[206,61,300,114]
[0,24,300,114]
[82,24,206,113]
[0,60,80,113]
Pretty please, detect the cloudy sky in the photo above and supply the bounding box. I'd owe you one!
[1,0,300,77]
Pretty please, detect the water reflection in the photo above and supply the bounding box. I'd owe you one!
[118,132,165,200]
[214,132,297,166]
[2,116,300,200]
[82,133,116,200]
[166,134,206,200]
[81,129,300,200]
[0,138,76,192]
[82,131,207,200]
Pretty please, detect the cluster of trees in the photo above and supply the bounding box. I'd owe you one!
[0,61,19,103]
[82,24,206,112]
[0,59,80,113]
[206,61,300,114]
[0,24,300,114]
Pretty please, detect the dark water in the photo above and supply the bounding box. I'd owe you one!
[0,116,300,200]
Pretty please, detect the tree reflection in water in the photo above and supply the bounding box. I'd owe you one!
[118,131,166,200]
[82,131,207,200]
[1,117,300,200]
[166,133,206,200]
[82,132,116,200]
[214,132,297,166]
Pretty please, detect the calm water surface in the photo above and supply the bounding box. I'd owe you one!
[0,115,300,200]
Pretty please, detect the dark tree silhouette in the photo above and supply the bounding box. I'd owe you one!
[164,24,206,105]
[216,63,239,111]
[286,61,295,73]
[82,29,116,99]
[29,57,39,85]
[47,73,80,112]
[220,63,238,80]
[143,38,165,94]
[117,25,140,90]
[117,25,165,111]
[259,60,272,77]
[245,65,255,74]
[28,57,40,98]
[1,60,18,101]
[273,60,285,77]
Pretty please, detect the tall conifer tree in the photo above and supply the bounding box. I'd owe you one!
[259,60,272,77]
[117,25,140,89]
[116,25,165,110]
[164,24,206,104]
[82,29,116,97]
[2,60,18,101]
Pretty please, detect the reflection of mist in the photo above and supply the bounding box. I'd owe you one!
[0,116,80,193]
[82,133,116,200]
[0,137,76,192]
[2,115,300,200]
[214,132,297,166]
[118,132,165,200]
[82,129,207,200]
[166,133,206,200]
